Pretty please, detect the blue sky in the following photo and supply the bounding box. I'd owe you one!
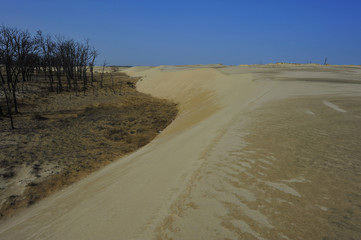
[1,0,361,66]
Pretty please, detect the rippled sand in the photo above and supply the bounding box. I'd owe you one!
[157,95,361,239]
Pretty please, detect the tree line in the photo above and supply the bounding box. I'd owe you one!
[0,25,99,129]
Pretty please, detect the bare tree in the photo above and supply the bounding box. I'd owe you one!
[89,48,99,84]
[324,57,328,65]
[0,25,19,114]
[53,41,63,93]
[36,31,57,91]
[0,25,100,129]
[0,66,14,129]
[100,60,107,88]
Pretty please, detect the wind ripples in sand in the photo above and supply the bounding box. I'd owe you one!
[157,96,361,240]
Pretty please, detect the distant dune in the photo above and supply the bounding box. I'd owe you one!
[1,64,361,239]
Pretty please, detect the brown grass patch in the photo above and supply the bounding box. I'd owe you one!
[0,72,178,219]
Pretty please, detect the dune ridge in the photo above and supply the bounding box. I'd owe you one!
[0,64,361,239]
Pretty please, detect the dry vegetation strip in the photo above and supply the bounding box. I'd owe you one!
[0,72,178,219]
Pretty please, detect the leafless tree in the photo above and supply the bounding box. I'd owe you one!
[0,66,14,129]
[0,25,20,114]
[0,25,100,129]
[89,48,99,84]
[36,31,57,91]
[100,59,107,88]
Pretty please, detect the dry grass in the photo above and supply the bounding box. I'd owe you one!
[0,72,178,219]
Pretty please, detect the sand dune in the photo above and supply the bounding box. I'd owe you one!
[0,64,361,239]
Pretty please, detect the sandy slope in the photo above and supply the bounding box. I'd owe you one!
[0,64,361,239]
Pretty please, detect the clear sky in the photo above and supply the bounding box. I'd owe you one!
[1,0,361,66]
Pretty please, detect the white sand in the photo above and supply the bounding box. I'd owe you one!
[0,64,360,239]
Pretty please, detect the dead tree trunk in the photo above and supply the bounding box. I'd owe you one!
[0,70,14,129]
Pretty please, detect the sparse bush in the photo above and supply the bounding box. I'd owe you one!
[107,128,128,141]
[0,171,15,179]
[31,113,47,120]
